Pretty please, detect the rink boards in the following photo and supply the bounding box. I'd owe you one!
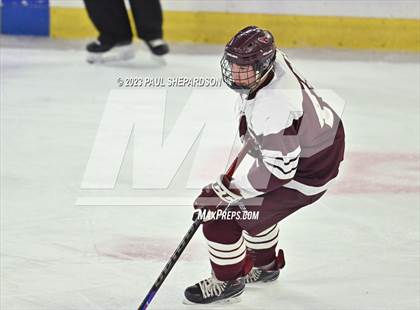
[0,0,419,51]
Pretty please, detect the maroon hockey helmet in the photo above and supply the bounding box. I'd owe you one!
[221,26,276,92]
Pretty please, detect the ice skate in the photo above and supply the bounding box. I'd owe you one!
[86,40,135,64]
[145,38,169,56]
[244,250,285,284]
[183,276,245,305]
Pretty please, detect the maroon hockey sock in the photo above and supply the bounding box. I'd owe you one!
[211,253,254,281]
[249,245,277,267]
[211,261,244,281]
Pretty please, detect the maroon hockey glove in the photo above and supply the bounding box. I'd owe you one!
[193,174,242,212]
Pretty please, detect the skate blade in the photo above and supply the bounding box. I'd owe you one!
[182,291,243,306]
[87,45,135,64]
[245,278,279,289]
[149,54,167,66]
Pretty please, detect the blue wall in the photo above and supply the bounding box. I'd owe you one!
[1,0,49,36]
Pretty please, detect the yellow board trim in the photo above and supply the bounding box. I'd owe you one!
[50,8,420,52]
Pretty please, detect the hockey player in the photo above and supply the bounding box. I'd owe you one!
[184,26,345,304]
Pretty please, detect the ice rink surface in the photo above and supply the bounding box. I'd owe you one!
[1,37,419,310]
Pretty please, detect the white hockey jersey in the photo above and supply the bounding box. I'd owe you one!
[232,52,345,198]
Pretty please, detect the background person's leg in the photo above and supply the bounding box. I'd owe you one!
[83,0,132,44]
[129,0,163,40]
[83,0,135,63]
[129,0,169,55]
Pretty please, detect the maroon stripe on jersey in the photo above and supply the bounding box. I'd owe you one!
[246,159,286,192]
[265,161,298,174]
[276,156,299,164]
[241,115,302,193]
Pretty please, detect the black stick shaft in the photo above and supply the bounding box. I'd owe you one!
[138,141,251,310]
[138,218,202,310]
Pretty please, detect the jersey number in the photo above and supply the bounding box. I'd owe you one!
[283,54,334,128]
[304,85,334,128]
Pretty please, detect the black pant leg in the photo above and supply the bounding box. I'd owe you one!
[128,0,163,41]
[83,0,133,44]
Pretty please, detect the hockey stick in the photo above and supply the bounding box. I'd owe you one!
[138,141,251,310]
